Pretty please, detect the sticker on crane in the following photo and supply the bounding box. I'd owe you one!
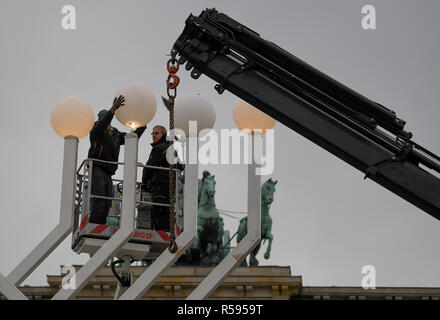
[78,214,182,243]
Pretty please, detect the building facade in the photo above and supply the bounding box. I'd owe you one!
[3,265,439,300]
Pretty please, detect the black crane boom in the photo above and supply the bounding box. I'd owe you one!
[171,8,440,220]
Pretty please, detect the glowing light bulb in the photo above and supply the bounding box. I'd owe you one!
[50,96,94,139]
[233,99,276,134]
[114,85,157,129]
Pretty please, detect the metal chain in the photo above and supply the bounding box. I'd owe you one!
[166,58,179,253]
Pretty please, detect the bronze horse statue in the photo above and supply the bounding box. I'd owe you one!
[177,171,226,266]
[237,178,277,266]
[196,171,225,265]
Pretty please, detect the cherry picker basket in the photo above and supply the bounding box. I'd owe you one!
[71,159,183,261]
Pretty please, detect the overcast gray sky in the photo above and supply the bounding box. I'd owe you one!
[0,0,439,288]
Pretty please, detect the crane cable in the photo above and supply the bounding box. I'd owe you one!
[166,57,180,254]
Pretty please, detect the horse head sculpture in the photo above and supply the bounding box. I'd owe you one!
[262,178,277,208]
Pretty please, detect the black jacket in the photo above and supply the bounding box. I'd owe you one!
[88,110,146,175]
[142,135,171,188]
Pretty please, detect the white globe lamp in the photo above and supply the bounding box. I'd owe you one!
[114,85,157,130]
[50,96,95,139]
[174,96,216,137]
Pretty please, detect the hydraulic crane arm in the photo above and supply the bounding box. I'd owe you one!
[170,8,440,220]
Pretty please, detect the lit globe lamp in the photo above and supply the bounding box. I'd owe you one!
[232,98,276,170]
[114,85,157,131]
[48,96,94,271]
[50,96,95,162]
[232,98,276,134]
[50,96,95,139]
[50,95,94,205]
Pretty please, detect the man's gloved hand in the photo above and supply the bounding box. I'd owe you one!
[111,95,125,113]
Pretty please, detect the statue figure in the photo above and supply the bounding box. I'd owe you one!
[196,171,225,266]
[176,171,226,265]
[237,178,277,266]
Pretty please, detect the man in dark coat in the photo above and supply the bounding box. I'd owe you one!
[142,125,172,231]
[88,95,146,224]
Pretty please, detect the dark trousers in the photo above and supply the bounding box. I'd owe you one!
[89,166,113,224]
[150,184,170,231]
